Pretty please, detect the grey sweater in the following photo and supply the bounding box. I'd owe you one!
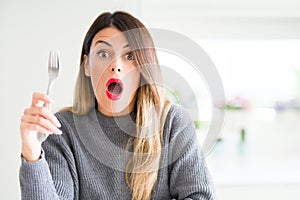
[19,105,215,200]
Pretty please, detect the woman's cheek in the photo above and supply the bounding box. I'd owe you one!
[91,65,108,94]
[124,68,140,99]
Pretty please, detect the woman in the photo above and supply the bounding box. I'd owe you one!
[19,11,215,200]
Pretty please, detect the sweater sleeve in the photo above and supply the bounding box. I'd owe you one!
[19,150,62,200]
[168,105,216,200]
[19,115,77,200]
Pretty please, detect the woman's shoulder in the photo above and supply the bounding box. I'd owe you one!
[54,107,97,132]
[166,104,193,127]
[164,104,195,141]
[54,107,74,123]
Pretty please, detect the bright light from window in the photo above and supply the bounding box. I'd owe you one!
[198,40,300,106]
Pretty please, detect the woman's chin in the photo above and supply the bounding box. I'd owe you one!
[111,102,131,115]
[99,97,132,116]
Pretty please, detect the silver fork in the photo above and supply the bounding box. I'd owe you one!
[37,51,60,142]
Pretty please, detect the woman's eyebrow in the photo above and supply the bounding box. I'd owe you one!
[123,44,129,49]
[95,40,129,49]
[95,40,112,47]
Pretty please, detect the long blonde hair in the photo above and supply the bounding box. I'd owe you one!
[70,11,171,200]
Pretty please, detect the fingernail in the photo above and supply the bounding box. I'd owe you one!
[57,129,62,135]
[56,120,61,127]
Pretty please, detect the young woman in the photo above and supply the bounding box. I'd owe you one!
[19,11,215,200]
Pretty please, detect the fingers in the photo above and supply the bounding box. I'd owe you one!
[21,92,62,137]
[24,107,61,127]
[20,120,54,135]
[31,92,54,107]
[21,114,62,135]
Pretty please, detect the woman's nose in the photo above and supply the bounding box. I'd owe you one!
[111,58,123,73]
[111,66,122,72]
[110,57,124,73]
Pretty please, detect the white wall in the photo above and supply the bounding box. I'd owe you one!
[1,0,300,199]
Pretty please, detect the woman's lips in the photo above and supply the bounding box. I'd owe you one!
[106,78,124,100]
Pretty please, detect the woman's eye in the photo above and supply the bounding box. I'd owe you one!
[125,53,134,61]
[98,51,110,59]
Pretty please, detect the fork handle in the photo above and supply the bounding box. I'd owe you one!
[36,78,53,142]
[37,103,50,142]
[37,132,49,142]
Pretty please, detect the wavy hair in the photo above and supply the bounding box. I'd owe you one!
[69,11,171,200]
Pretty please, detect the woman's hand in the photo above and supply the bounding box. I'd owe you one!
[20,92,62,162]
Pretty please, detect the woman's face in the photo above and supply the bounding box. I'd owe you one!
[84,27,140,116]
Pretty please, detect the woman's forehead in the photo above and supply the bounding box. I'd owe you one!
[92,27,128,48]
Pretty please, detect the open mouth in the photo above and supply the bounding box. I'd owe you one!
[106,78,124,100]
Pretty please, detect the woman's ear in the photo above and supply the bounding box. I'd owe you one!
[84,55,91,76]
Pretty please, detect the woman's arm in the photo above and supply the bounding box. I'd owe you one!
[19,131,76,200]
[19,92,76,199]
[168,105,216,200]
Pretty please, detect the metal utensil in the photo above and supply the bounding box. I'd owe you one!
[37,51,60,142]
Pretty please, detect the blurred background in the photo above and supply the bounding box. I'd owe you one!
[1,0,300,199]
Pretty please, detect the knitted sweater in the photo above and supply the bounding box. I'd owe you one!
[19,104,215,200]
